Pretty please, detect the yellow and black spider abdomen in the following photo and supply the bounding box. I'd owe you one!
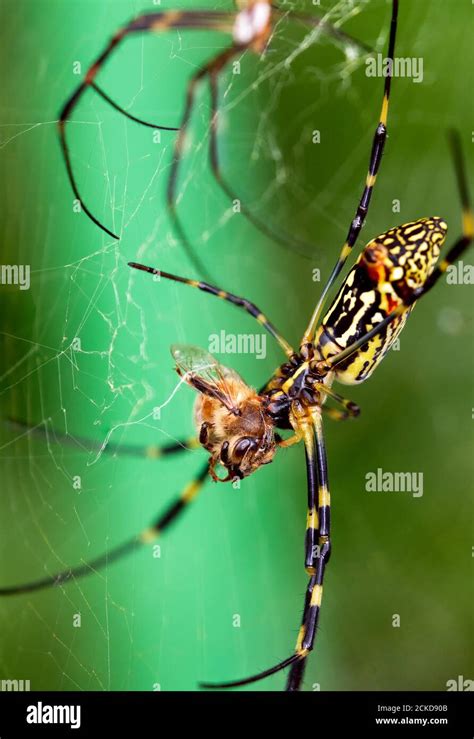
[315,217,447,384]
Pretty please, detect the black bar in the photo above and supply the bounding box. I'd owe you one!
[0,691,471,736]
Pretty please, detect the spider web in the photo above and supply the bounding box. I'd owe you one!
[0,0,472,693]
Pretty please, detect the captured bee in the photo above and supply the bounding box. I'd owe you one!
[172,344,277,481]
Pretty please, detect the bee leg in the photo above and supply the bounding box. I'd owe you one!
[199,422,210,446]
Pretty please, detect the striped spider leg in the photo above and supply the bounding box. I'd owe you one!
[58,2,371,276]
[0,418,205,596]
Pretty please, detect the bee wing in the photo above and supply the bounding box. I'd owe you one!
[171,344,246,414]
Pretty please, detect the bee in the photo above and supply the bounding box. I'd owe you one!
[172,344,277,481]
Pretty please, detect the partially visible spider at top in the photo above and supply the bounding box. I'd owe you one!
[57,0,371,278]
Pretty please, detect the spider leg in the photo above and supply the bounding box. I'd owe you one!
[0,462,208,597]
[201,409,330,690]
[168,7,373,272]
[321,406,354,422]
[208,60,324,260]
[6,417,199,460]
[322,130,474,373]
[166,45,240,281]
[286,409,330,690]
[199,654,300,689]
[302,0,399,343]
[58,10,237,240]
[90,81,178,131]
[313,383,360,419]
[272,7,373,56]
[128,261,295,357]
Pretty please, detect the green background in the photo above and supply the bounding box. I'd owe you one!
[0,0,472,691]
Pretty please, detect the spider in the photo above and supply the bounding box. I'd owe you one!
[2,0,473,690]
[58,1,371,276]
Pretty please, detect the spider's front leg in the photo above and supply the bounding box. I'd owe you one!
[166,45,239,281]
[303,0,399,340]
[285,405,331,691]
[0,451,209,597]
